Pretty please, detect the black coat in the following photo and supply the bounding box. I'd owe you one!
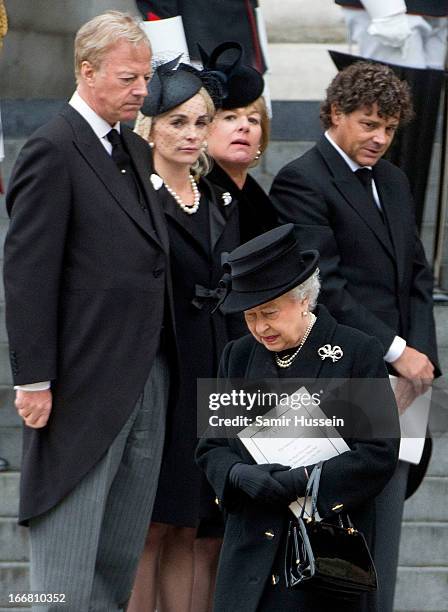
[207,163,278,243]
[151,177,248,526]
[335,0,448,17]
[136,0,267,71]
[269,135,440,496]
[197,306,400,612]
[4,105,176,524]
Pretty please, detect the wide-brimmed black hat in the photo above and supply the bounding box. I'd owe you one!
[219,224,319,314]
[198,42,264,109]
[141,55,222,117]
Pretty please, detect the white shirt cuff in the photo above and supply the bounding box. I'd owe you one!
[14,381,51,391]
[384,336,406,363]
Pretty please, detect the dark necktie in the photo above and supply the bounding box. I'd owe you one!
[107,128,132,172]
[355,167,384,222]
[106,128,147,213]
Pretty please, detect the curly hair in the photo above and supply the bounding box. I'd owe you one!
[320,61,414,129]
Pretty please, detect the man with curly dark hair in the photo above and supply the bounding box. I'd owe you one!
[270,60,440,612]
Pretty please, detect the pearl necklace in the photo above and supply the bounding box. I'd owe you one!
[164,174,200,215]
[275,312,316,369]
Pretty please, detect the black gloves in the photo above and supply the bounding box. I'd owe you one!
[271,467,308,502]
[228,463,291,504]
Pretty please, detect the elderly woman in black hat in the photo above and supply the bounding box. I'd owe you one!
[196,224,400,612]
[129,57,257,612]
[202,43,278,241]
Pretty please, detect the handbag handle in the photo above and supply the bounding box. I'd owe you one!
[299,461,323,520]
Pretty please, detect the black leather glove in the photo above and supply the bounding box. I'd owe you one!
[271,467,308,502]
[228,463,291,504]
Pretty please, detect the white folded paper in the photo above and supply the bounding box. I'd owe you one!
[389,376,432,465]
[238,387,349,517]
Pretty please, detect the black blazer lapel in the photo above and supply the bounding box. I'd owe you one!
[372,162,407,284]
[316,136,395,259]
[61,106,161,247]
[122,128,169,254]
[203,177,239,254]
[161,184,211,257]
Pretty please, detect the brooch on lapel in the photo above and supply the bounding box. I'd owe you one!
[150,173,164,191]
[222,192,232,206]
[318,344,343,362]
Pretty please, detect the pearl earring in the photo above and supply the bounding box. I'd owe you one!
[302,310,308,317]
[202,141,208,151]
[149,141,154,149]
[254,148,262,161]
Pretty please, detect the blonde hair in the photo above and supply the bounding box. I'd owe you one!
[74,11,150,82]
[248,96,270,168]
[134,87,215,178]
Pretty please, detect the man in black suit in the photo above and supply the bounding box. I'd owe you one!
[270,61,439,612]
[4,11,175,610]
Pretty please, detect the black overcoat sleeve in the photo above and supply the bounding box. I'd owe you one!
[4,136,71,384]
[314,337,400,518]
[196,340,247,510]
[407,226,440,373]
[270,164,398,353]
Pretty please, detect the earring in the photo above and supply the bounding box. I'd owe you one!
[254,148,261,161]
[149,141,154,149]
[301,311,308,317]
[201,141,208,151]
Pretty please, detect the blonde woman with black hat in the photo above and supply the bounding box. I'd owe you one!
[197,224,400,612]
[129,56,249,612]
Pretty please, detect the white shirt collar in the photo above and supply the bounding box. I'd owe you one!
[324,130,372,173]
[69,91,120,140]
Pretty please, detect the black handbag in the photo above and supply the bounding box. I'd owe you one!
[284,462,377,598]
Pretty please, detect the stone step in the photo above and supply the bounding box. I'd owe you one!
[0,519,28,562]
[399,522,448,567]
[394,567,448,611]
[1,424,447,473]
[0,305,8,344]
[0,387,18,427]
[435,305,448,348]
[0,473,20,517]
[0,429,21,471]
[403,477,448,522]
[0,343,12,387]
[0,516,445,565]
[0,563,29,608]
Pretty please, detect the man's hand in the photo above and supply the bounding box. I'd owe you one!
[15,389,52,428]
[392,346,434,396]
[393,376,419,415]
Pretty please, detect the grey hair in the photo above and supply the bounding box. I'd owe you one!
[287,268,321,311]
[74,11,150,82]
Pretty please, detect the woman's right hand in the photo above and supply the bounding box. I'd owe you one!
[228,463,291,504]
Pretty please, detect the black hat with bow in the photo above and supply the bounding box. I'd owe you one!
[141,55,222,117]
[198,41,264,110]
[218,224,319,314]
